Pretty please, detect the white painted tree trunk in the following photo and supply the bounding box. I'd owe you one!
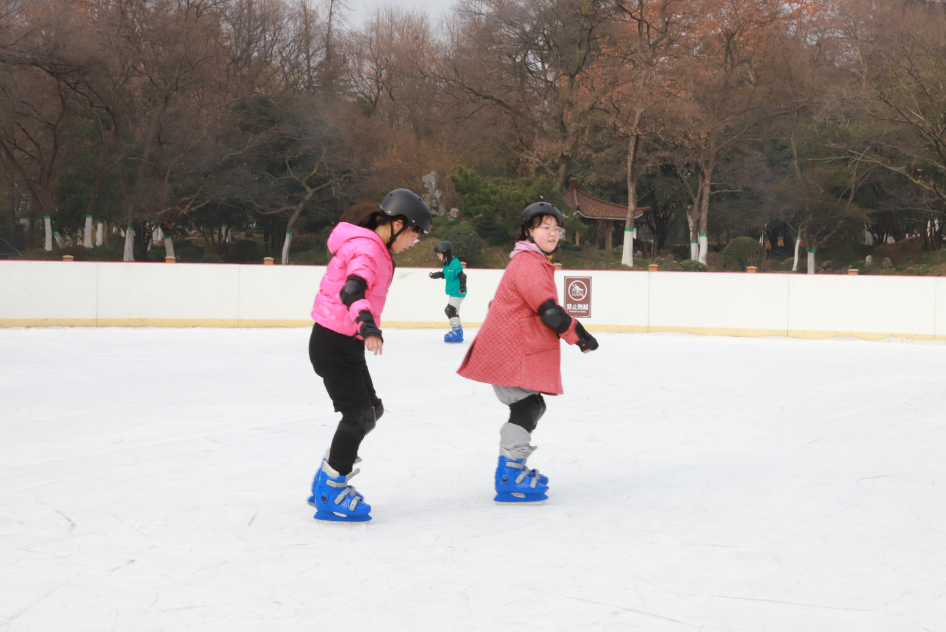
[44,216,52,251]
[54,231,66,248]
[690,240,698,260]
[620,228,633,266]
[225,227,232,243]
[864,226,873,245]
[123,227,135,262]
[96,222,103,246]
[164,236,175,259]
[83,216,93,248]
[621,228,634,267]
[629,228,634,267]
[153,226,163,244]
[281,231,292,265]
[807,249,816,275]
[698,233,708,265]
[793,237,801,272]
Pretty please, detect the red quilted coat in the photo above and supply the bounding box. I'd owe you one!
[457,241,580,395]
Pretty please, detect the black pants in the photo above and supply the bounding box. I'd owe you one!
[309,323,381,475]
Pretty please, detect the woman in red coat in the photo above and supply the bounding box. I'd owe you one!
[457,202,599,504]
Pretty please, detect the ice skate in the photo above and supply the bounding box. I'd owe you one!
[444,325,463,343]
[307,450,330,506]
[494,454,548,504]
[309,452,362,507]
[312,460,372,523]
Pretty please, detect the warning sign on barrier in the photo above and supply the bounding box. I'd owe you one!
[564,276,591,318]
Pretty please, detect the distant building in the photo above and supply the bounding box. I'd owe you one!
[561,178,649,250]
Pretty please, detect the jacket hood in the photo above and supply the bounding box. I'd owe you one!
[510,240,553,262]
[327,222,387,255]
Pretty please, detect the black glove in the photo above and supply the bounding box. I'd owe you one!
[356,310,383,341]
[574,321,598,352]
[429,271,445,279]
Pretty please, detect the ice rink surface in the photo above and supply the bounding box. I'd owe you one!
[2,327,946,631]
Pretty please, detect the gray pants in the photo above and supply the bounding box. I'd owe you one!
[447,296,464,328]
[493,385,539,405]
[493,385,539,459]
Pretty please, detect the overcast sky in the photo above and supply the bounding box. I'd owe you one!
[345,0,453,28]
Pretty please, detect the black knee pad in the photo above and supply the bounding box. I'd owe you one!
[339,405,377,438]
[445,304,458,319]
[508,393,546,433]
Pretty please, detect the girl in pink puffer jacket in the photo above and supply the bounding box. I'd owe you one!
[307,189,432,523]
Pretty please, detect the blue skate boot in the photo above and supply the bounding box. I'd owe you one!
[444,325,464,343]
[311,460,372,523]
[494,452,548,504]
[307,451,329,506]
[308,451,365,506]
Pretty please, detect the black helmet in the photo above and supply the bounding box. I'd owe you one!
[380,188,433,233]
[516,202,563,240]
[434,240,453,264]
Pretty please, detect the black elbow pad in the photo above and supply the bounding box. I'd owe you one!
[458,271,467,293]
[339,275,367,307]
[538,299,572,334]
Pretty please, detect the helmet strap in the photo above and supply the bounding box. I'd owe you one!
[387,221,408,250]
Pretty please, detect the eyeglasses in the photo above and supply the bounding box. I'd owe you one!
[408,225,423,243]
[533,225,565,237]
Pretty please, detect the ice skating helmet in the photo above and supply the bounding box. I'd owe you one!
[516,202,563,240]
[434,240,453,263]
[380,189,433,234]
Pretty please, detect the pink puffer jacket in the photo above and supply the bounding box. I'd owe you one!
[311,223,393,337]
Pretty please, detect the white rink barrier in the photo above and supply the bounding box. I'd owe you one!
[2,260,945,339]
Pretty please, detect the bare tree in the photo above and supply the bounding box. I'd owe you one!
[443,0,611,192]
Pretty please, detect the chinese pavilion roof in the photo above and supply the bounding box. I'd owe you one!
[562,178,649,221]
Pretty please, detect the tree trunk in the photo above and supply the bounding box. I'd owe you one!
[624,227,634,267]
[83,216,93,248]
[164,236,175,259]
[8,191,16,244]
[697,171,712,265]
[793,237,801,272]
[555,158,570,193]
[281,231,292,265]
[123,226,135,262]
[687,188,701,260]
[622,133,640,267]
[96,222,104,246]
[807,249,815,275]
[44,216,52,251]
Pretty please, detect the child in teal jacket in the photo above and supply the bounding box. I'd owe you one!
[428,240,468,342]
